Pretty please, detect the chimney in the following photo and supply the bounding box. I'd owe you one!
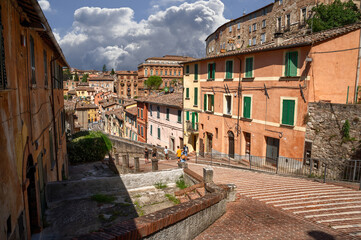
[275,36,284,45]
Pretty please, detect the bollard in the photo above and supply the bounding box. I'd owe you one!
[152,158,158,171]
[203,166,214,183]
[134,157,140,172]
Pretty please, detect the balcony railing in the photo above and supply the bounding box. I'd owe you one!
[186,121,199,132]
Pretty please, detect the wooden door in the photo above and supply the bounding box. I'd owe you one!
[245,132,251,156]
[266,137,279,166]
[228,131,235,158]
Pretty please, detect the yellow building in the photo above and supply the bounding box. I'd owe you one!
[75,86,89,100]
[183,61,201,152]
[75,103,99,129]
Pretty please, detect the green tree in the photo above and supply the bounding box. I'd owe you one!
[82,73,89,82]
[110,68,115,76]
[63,68,71,80]
[102,64,107,73]
[74,73,79,81]
[145,76,163,90]
[308,0,361,33]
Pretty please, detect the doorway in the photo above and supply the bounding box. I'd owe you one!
[206,132,213,153]
[170,138,175,151]
[244,132,251,156]
[26,155,41,234]
[193,135,197,152]
[228,131,235,158]
[266,137,279,166]
[200,138,204,156]
[179,137,183,149]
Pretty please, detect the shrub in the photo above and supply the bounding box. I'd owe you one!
[342,119,351,140]
[67,131,112,164]
[91,194,116,204]
[165,194,180,205]
[176,175,188,190]
[154,182,167,189]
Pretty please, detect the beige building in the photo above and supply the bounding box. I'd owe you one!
[89,76,115,92]
[75,102,99,129]
[115,70,138,98]
[137,55,195,96]
[183,61,201,152]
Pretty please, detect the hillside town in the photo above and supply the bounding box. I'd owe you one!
[1,0,361,239]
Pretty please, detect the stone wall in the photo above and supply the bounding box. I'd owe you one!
[305,102,361,161]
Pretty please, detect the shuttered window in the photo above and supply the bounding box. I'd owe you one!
[245,57,253,78]
[186,65,189,74]
[141,109,143,119]
[166,108,170,120]
[157,106,160,118]
[204,94,214,112]
[194,87,198,106]
[157,127,161,139]
[0,6,6,90]
[282,99,295,125]
[204,94,207,111]
[177,110,182,123]
[208,63,216,80]
[225,60,233,79]
[186,88,189,98]
[186,111,190,121]
[150,125,152,135]
[285,51,298,77]
[194,64,198,81]
[30,35,36,85]
[243,96,251,119]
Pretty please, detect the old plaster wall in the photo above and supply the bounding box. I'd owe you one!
[305,102,361,161]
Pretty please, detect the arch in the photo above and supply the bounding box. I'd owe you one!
[228,131,235,159]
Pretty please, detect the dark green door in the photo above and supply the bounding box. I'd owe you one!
[266,137,279,166]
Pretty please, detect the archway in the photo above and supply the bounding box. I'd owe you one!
[228,131,235,159]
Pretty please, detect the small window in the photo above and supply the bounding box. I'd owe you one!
[186,111,190,121]
[194,87,198,106]
[194,64,198,81]
[141,126,143,137]
[186,88,189,99]
[253,23,257,31]
[225,95,232,115]
[160,70,163,76]
[277,17,282,31]
[237,23,241,29]
[285,51,298,77]
[150,105,153,116]
[157,106,160,118]
[138,108,140,117]
[156,70,158,75]
[261,33,266,44]
[150,69,153,75]
[145,69,148,77]
[150,125,153,135]
[186,65,190,75]
[208,63,216,80]
[225,60,233,79]
[262,19,266,28]
[204,94,214,112]
[141,109,143,119]
[249,26,252,33]
[252,37,256,45]
[165,70,168,75]
[177,110,182,123]
[282,99,296,126]
[279,0,283,4]
[170,70,172,75]
[245,57,254,78]
[157,127,161,139]
[248,39,252,46]
[243,96,252,119]
[166,108,170,120]
[301,8,307,25]
[286,14,291,29]
[229,26,232,32]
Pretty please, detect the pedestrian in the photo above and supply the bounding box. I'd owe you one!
[144,147,149,164]
[152,145,157,161]
[164,146,169,160]
[176,146,182,161]
[183,144,189,160]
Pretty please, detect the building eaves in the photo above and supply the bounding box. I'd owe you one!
[142,93,183,109]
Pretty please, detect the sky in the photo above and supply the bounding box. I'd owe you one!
[38,0,273,71]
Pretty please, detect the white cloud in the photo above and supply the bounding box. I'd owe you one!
[57,0,227,70]
[38,0,51,12]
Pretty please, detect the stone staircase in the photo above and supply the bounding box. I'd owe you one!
[174,182,206,203]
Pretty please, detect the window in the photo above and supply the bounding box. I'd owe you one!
[229,26,232,32]
[166,108,170,120]
[165,70,167,76]
[248,39,252,46]
[252,37,256,45]
[138,108,140,117]
[186,65,190,75]
[156,70,158,75]
[204,94,214,112]
[301,8,307,25]
[150,125,153,135]
[150,105,153,116]
[191,112,198,130]
[160,70,163,76]
[225,60,233,79]
[243,96,252,119]
[141,109,143,119]
[194,87,198,106]
[285,51,298,77]
[150,69,153,75]
[157,127,161,139]
[141,126,144,136]
[177,110,182,123]
[224,95,232,115]
[208,63,216,80]
[237,23,241,30]
[285,14,291,30]
[253,23,257,31]
[170,70,172,75]
[262,19,266,28]
[138,125,140,134]
[261,33,266,44]
[249,26,252,33]
[194,64,198,81]
[186,111,190,121]
[157,106,160,118]
[44,50,48,87]
[30,35,36,85]
[282,99,296,126]
[186,88,189,99]
[279,0,283,4]
[262,8,267,16]
[277,17,282,32]
[245,57,254,78]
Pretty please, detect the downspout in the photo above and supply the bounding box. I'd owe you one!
[355,4,361,103]
[50,55,60,181]
[235,56,242,137]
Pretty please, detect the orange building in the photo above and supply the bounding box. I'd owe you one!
[0,0,69,238]
[184,23,361,162]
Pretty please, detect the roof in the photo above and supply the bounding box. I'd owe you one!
[146,55,196,61]
[64,100,76,111]
[125,107,137,116]
[102,102,118,108]
[68,90,77,95]
[89,76,114,81]
[17,0,69,67]
[116,70,138,75]
[140,92,183,109]
[184,23,361,64]
[75,103,98,110]
[105,109,123,120]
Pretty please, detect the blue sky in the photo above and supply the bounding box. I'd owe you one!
[38,0,273,70]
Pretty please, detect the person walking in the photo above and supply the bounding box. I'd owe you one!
[176,146,182,161]
[183,144,189,160]
[144,147,149,164]
[164,146,169,160]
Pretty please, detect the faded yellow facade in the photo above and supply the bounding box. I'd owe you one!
[0,1,69,239]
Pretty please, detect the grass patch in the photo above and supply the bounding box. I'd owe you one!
[165,194,180,205]
[176,175,188,190]
[91,194,116,204]
[154,182,167,189]
[134,194,141,198]
[134,201,144,216]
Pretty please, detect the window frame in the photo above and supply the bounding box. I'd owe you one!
[283,50,299,77]
[177,110,182,123]
[280,97,297,126]
[194,87,198,106]
[186,88,190,99]
[194,64,198,81]
[244,56,254,78]
[204,93,214,113]
[242,95,253,119]
[207,62,216,80]
[225,60,234,80]
[166,108,170,121]
[223,93,233,116]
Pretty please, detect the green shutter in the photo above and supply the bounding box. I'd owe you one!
[211,95,214,111]
[158,128,160,139]
[208,64,211,79]
[282,99,295,125]
[186,111,190,121]
[289,51,298,77]
[192,112,195,129]
[194,64,198,80]
[150,125,152,135]
[186,88,189,98]
[186,65,189,74]
[194,87,198,106]
[166,108,170,120]
[243,96,251,118]
[204,94,207,111]
[226,61,233,79]
[245,58,253,78]
[212,63,216,79]
[178,110,181,122]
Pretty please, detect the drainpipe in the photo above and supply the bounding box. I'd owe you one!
[355,3,361,103]
[235,56,242,137]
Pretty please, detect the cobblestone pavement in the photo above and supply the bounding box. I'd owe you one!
[178,162,361,240]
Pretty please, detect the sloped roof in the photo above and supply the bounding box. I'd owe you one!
[140,92,182,109]
[125,107,137,116]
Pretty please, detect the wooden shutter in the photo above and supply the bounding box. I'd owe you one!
[166,108,170,120]
[194,87,198,106]
[186,88,189,98]
[186,111,190,121]
[194,64,198,80]
[282,99,295,125]
[158,128,160,139]
[211,95,214,111]
[150,125,152,135]
[284,52,290,76]
[212,63,216,79]
[246,58,253,78]
[289,51,298,77]
[178,110,181,122]
[243,96,251,118]
[226,61,233,79]
[192,112,195,129]
[204,94,207,111]
[208,64,211,79]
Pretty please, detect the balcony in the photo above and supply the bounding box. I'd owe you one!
[186,121,199,133]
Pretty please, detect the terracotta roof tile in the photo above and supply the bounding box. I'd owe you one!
[140,92,182,108]
[125,107,137,116]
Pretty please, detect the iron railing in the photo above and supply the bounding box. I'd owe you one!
[194,152,361,186]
